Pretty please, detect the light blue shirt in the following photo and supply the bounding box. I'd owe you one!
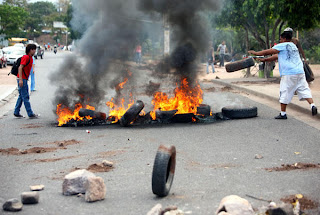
[30,56,35,74]
[272,42,304,76]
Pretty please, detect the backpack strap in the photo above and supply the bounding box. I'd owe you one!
[22,56,31,79]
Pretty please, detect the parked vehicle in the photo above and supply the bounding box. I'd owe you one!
[6,49,25,65]
[0,49,7,68]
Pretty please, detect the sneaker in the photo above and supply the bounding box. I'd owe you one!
[29,114,39,119]
[312,106,318,116]
[275,113,287,119]
[14,114,24,118]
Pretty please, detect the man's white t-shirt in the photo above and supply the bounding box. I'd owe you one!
[272,42,304,76]
[218,44,226,54]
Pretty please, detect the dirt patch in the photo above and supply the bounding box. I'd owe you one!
[281,195,319,210]
[208,163,238,169]
[232,79,280,85]
[26,155,84,163]
[95,150,126,158]
[203,87,216,92]
[20,123,44,129]
[48,139,80,147]
[87,163,114,173]
[0,147,57,155]
[220,86,233,92]
[265,163,320,172]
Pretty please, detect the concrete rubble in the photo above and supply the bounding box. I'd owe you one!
[21,192,40,204]
[2,198,23,212]
[215,195,255,215]
[84,176,106,202]
[62,169,96,196]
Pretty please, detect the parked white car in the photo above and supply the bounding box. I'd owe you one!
[13,43,25,49]
[6,49,25,65]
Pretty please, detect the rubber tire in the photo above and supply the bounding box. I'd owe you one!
[197,104,211,116]
[152,145,176,197]
[156,109,177,121]
[119,100,144,126]
[225,58,255,73]
[222,106,258,119]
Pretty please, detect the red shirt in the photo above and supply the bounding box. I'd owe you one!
[17,55,33,80]
[135,45,141,53]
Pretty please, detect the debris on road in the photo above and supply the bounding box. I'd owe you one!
[254,154,263,159]
[281,194,319,211]
[2,198,23,212]
[147,204,162,215]
[147,204,184,215]
[152,145,176,197]
[86,130,91,134]
[21,192,39,204]
[215,195,255,215]
[265,163,320,172]
[84,176,106,202]
[102,160,114,167]
[87,162,114,173]
[62,169,96,196]
[30,184,45,191]
[0,147,57,155]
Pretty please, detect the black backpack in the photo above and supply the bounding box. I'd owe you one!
[8,56,31,77]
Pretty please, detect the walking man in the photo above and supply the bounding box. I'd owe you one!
[14,44,38,118]
[206,41,215,74]
[248,31,317,119]
[30,56,36,92]
[217,41,228,67]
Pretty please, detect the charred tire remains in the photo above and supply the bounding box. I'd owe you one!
[225,58,255,73]
[222,106,258,119]
[79,109,107,120]
[119,100,145,127]
[155,110,178,122]
[197,104,211,116]
[152,145,176,197]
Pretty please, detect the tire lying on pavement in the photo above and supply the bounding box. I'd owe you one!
[225,58,255,73]
[222,106,258,119]
[152,145,176,197]
[197,104,211,116]
[119,100,144,127]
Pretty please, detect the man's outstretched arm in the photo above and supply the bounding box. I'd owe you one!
[248,48,279,56]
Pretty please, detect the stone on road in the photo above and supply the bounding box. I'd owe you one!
[62,169,96,196]
[84,176,106,202]
[21,192,40,204]
[2,198,23,212]
[216,195,254,215]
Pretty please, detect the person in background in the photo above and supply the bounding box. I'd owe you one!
[217,41,228,67]
[248,31,317,119]
[29,56,36,92]
[206,41,215,74]
[135,44,142,65]
[14,44,38,119]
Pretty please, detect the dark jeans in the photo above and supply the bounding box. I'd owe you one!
[14,79,34,117]
[135,52,141,64]
[219,54,225,67]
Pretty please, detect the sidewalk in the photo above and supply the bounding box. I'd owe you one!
[200,63,320,119]
[0,66,17,103]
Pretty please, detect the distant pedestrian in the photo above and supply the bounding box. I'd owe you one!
[248,31,317,119]
[135,44,142,65]
[14,44,38,118]
[217,41,228,67]
[206,41,215,74]
[29,56,36,92]
[54,45,57,54]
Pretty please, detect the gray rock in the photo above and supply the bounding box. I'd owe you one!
[21,192,39,204]
[2,198,23,212]
[216,195,254,215]
[102,160,113,167]
[84,176,106,202]
[30,184,45,191]
[147,204,162,215]
[62,169,96,196]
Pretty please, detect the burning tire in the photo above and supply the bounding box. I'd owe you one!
[156,109,177,122]
[171,113,195,123]
[222,106,258,119]
[79,109,107,120]
[119,100,144,127]
[225,58,255,73]
[152,145,176,197]
[197,104,211,116]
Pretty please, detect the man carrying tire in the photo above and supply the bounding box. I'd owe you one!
[248,31,317,119]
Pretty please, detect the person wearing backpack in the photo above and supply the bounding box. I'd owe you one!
[14,44,38,118]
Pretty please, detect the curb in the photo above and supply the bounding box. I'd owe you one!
[211,79,319,118]
[0,87,17,108]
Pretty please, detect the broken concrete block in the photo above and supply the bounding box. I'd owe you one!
[147,204,162,215]
[84,176,106,202]
[62,169,96,196]
[2,198,23,212]
[21,192,39,204]
[102,160,113,167]
[30,184,45,191]
[216,195,254,215]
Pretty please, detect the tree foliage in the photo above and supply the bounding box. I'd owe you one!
[0,4,28,38]
[3,0,28,8]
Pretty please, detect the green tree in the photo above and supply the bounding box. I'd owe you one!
[65,4,82,40]
[3,0,28,8]
[0,4,28,38]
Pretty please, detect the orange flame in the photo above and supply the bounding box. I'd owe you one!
[150,78,203,120]
[56,103,95,126]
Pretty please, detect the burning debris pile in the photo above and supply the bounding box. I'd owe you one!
[51,0,228,127]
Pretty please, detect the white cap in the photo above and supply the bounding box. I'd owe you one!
[284,27,293,32]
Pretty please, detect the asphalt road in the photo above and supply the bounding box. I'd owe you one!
[0,52,319,215]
